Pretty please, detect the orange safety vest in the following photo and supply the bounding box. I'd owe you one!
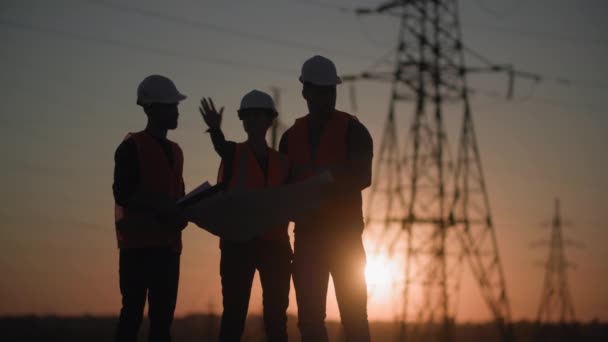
[217,142,289,240]
[114,131,184,252]
[286,110,363,231]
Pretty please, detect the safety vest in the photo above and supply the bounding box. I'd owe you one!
[286,110,363,232]
[217,142,289,240]
[114,131,184,252]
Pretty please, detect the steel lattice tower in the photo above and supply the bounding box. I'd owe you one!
[536,198,576,324]
[345,1,512,341]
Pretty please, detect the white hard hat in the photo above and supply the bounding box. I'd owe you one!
[238,90,277,114]
[137,75,187,106]
[299,55,342,86]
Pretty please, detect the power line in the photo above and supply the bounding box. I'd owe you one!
[0,20,297,75]
[294,0,608,91]
[293,0,353,13]
[471,0,529,19]
[446,33,608,91]
[85,0,378,63]
[472,88,605,115]
[522,96,604,114]
[354,14,396,48]
[300,0,607,48]
[0,49,102,102]
[462,23,608,48]
[452,42,608,91]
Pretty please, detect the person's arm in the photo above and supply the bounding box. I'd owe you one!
[278,129,289,155]
[113,139,184,231]
[325,119,373,192]
[278,129,294,184]
[347,119,373,191]
[113,139,138,209]
[199,97,237,160]
[208,127,236,160]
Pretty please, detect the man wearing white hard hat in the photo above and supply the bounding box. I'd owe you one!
[199,90,292,342]
[279,56,373,342]
[112,75,188,342]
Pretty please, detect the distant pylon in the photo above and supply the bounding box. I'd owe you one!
[536,198,577,324]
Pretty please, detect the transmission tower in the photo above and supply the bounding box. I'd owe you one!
[345,1,512,341]
[536,198,577,324]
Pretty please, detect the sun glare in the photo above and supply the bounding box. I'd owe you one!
[365,253,402,299]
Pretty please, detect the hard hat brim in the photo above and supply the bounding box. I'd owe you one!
[299,76,342,86]
[137,93,187,106]
[237,108,278,119]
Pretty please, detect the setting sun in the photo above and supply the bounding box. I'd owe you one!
[365,252,402,299]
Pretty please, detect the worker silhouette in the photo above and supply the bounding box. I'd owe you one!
[112,75,188,342]
[199,91,292,342]
[279,56,373,342]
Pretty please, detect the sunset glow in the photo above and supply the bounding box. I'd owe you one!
[0,2,606,335]
[365,252,402,299]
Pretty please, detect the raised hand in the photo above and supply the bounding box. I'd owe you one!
[199,97,224,130]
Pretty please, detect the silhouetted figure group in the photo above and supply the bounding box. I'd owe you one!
[112,56,373,342]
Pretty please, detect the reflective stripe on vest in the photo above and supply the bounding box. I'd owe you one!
[114,131,184,252]
[217,142,289,240]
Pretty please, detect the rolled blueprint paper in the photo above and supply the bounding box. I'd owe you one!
[183,171,332,241]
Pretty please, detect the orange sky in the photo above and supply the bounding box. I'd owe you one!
[1,0,607,323]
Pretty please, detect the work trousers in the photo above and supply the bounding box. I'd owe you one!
[293,231,371,342]
[115,247,180,342]
[219,238,293,342]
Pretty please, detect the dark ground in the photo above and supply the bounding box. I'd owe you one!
[0,315,606,341]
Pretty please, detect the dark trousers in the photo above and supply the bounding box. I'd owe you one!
[219,238,292,342]
[293,232,371,342]
[115,247,180,342]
